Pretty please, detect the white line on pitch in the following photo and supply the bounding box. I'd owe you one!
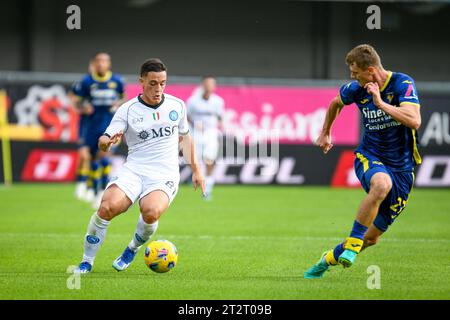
[0,232,449,244]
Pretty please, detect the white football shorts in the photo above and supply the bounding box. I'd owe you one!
[194,129,220,163]
[106,166,179,205]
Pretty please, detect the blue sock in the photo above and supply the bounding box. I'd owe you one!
[349,220,368,240]
[333,243,345,261]
[90,161,100,195]
[100,157,111,190]
[77,168,89,182]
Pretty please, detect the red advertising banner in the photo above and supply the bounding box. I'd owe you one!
[21,149,78,182]
[126,84,359,145]
[331,150,360,188]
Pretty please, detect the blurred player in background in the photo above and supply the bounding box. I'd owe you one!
[187,76,224,200]
[70,59,95,201]
[74,58,205,273]
[305,44,422,278]
[71,52,125,208]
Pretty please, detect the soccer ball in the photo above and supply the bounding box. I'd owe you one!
[144,240,178,273]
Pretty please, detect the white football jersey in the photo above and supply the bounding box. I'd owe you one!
[104,94,189,179]
[186,92,224,132]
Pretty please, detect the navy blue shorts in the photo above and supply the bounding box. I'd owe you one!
[83,114,113,157]
[354,151,415,232]
[78,115,90,146]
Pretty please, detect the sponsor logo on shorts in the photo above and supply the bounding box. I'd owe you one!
[165,181,175,189]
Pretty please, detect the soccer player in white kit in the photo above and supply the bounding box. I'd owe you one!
[75,58,205,273]
[187,76,224,200]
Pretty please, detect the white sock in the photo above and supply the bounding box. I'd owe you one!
[128,215,159,252]
[205,175,215,195]
[82,212,110,265]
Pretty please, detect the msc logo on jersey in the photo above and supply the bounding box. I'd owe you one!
[137,126,178,140]
[138,130,150,140]
[169,110,178,121]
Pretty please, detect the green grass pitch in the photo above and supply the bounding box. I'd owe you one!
[0,184,449,299]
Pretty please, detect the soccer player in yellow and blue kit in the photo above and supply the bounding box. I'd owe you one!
[304,44,422,278]
[72,52,126,207]
[71,59,95,201]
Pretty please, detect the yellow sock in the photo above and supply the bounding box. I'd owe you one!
[343,237,364,254]
[324,250,339,266]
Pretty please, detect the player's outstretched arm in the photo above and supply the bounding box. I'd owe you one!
[316,96,345,154]
[179,134,206,195]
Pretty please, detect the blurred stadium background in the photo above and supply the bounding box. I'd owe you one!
[0,0,449,300]
[1,0,449,187]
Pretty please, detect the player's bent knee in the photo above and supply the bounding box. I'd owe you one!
[141,212,161,224]
[97,204,113,221]
[97,200,124,221]
[370,176,392,201]
[141,206,164,224]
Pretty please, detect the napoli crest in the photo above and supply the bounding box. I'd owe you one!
[169,110,178,121]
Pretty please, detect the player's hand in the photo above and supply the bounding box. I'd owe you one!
[109,131,123,147]
[99,131,123,152]
[82,103,94,115]
[316,132,333,154]
[191,170,206,196]
[364,82,382,105]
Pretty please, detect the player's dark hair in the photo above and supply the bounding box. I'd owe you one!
[345,44,382,70]
[202,75,215,81]
[140,58,167,77]
[92,51,110,59]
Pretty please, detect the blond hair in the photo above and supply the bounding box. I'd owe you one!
[345,44,382,70]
